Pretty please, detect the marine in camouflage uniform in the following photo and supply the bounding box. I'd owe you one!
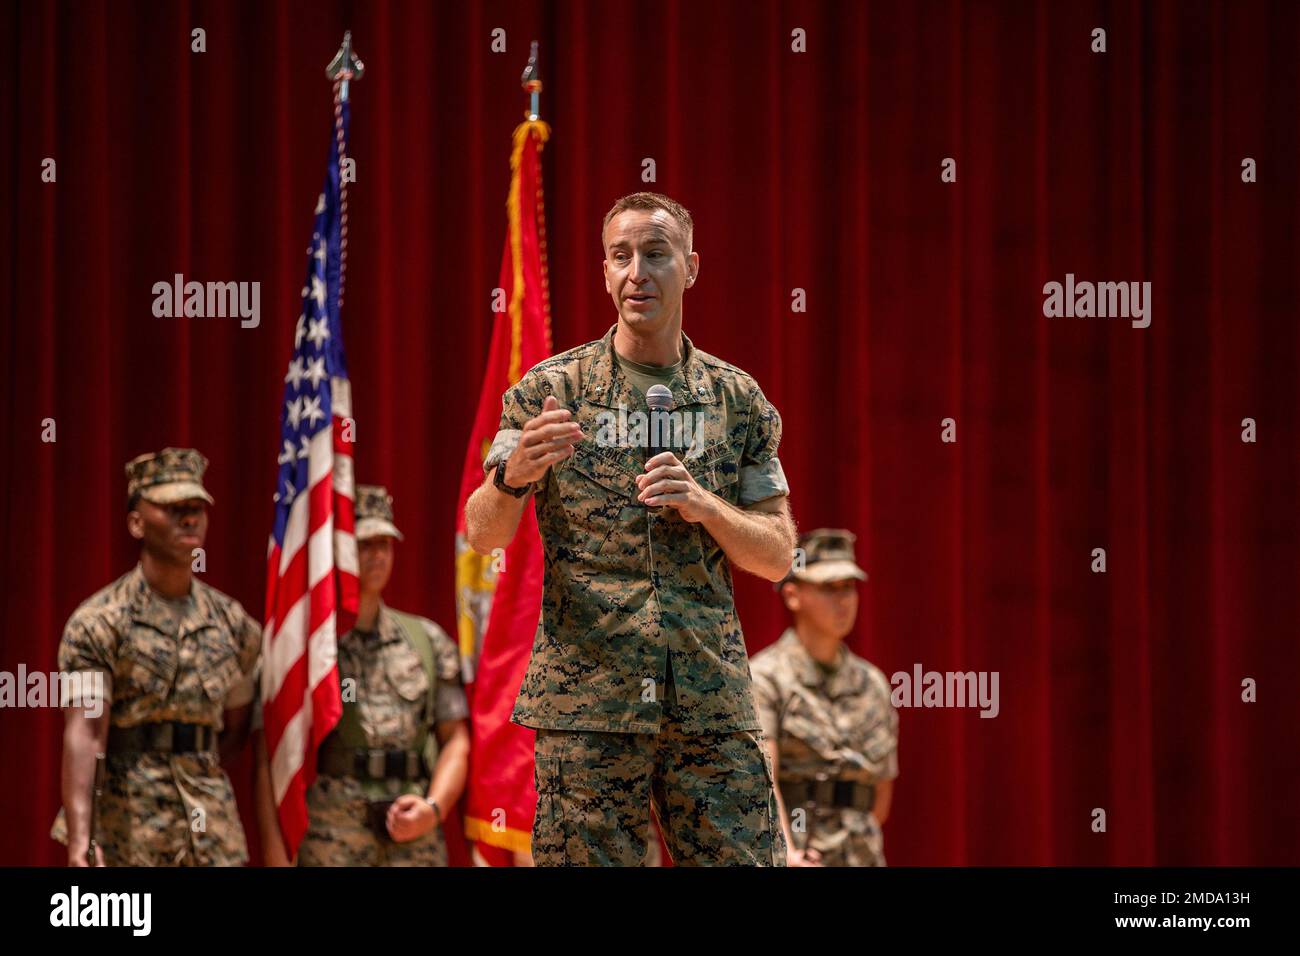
[749,529,899,867]
[468,195,797,866]
[291,485,469,867]
[51,448,260,866]
[482,316,792,865]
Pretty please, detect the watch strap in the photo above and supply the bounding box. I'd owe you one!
[495,458,530,498]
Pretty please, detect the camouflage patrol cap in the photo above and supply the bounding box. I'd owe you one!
[783,528,867,586]
[355,484,404,541]
[125,447,214,506]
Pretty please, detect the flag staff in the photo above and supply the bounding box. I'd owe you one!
[521,40,542,120]
[324,31,364,309]
[326,30,365,102]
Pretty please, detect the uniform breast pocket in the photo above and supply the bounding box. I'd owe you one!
[384,646,430,704]
[781,695,835,758]
[685,441,740,503]
[119,627,178,699]
[676,441,740,566]
[861,719,898,773]
[379,644,430,745]
[198,628,245,704]
[558,445,640,557]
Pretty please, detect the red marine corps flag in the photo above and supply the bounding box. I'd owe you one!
[260,35,363,859]
[455,44,552,864]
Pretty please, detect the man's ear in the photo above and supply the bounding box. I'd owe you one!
[602,257,611,294]
[681,251,702,287]
[126,510,145,541]
[780,580,800,613]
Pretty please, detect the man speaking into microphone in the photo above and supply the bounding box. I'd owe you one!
[465,192,795,866]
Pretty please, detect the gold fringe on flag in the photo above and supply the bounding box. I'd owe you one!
[462,815,534,856]
[506,119,552,384]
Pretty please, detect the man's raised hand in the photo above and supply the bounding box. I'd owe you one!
[503,395,583,489]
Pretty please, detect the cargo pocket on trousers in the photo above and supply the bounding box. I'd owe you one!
[754,733,786,867]
[532,752,568,863]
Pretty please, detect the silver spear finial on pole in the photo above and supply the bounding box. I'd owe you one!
[326,30,365,102]
[521,41,542,121]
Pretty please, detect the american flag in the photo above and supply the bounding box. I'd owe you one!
[260,95,358,856]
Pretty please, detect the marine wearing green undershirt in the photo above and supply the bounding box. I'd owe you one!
[614,349,684,397]
[815,656,842,678]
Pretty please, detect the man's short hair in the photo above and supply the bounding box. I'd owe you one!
[602,192,694,254]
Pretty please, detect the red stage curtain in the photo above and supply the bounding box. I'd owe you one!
[1,0,1296,866]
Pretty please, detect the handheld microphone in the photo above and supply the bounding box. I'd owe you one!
[645,384,674,462]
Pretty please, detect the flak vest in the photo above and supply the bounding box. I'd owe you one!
[319,610,438,800]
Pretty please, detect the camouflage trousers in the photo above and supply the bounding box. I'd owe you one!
[51,752,249,866]
[296,775,447,867]
[531,722,786,867]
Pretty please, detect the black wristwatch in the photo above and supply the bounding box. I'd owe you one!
[494,457,531,498]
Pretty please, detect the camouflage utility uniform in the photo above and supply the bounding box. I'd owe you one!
[52,448,260,866]
[297,606,465,866]
[485,325,790,866]
[750,628,899,866]
[296,485,468,866]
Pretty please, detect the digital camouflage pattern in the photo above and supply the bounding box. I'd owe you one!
[784,528,868,585]
[531,668,786,866]
[296,775,448,867]
[749,628,899,866]
[297,606,466,867]
[124,446,214,505]
[354,483,404,541]
[52,564,261,865]
[483,325,789,735]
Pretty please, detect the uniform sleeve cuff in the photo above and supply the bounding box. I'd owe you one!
[58,669,110,710]
[483,429,523,474]
[739,457,790,505]
[435,686,470,723]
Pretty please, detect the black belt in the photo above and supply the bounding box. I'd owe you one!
[109,721,217,754]
[780,777,876,813]
[318,747,426,782]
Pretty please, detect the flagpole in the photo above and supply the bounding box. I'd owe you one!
[325,30,365,103]
[265,33,367,858]
[458,40,553,862]
[521,40,541,120]
[325,31,364,311]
